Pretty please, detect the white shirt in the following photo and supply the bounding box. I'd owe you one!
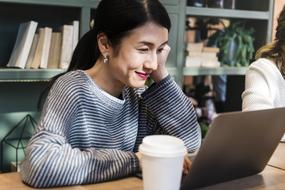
[242,58,285,141]
[242,58,285,111]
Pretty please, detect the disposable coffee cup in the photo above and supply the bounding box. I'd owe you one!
[139,135,187,190]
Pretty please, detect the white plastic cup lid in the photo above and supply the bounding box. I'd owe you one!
[139,135,187,157]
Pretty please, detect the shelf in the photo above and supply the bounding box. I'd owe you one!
[186,7,270,20]
[0,69,65,82]
[0,68,177,82]
[0,0,100,8]
[183,67,248,76]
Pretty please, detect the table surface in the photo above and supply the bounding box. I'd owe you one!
[1,143,285,190]
[268,143,285,171]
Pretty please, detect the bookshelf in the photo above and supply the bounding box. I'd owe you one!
[184,0,274,76]
[0,0,185,82]
[0,0,275,83]
[0,2,82,69]
[0,0,275,110]
[184,0,274,111]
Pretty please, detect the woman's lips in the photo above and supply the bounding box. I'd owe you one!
[135,71,149,80]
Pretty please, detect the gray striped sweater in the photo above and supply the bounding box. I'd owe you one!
[20,70,201,188]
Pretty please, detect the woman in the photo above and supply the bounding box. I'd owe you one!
[20,0,201,187]
[242,5,285,111]
[242,6,285,140]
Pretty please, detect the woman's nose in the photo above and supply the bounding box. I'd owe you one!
[144,53,158,70]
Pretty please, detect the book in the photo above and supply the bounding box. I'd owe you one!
[25,34,39,69]
[186,42,203,52]
[47,32,62,69]
[72,20,79,51]
[30,27,52,69]
[202,47,220,53]
[186,30,196,43]
[59,25,74,69]
[30,28,44,69]
[6,21,38,69]
[185,55,201,67]
[186,47,220,68]
[39,27,52,69]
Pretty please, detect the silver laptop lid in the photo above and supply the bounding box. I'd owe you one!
[181,107,285,189]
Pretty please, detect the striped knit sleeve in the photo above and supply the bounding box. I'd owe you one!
[20,75,139,188]
[141,75,201,152]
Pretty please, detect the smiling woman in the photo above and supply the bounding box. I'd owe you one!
[19,0,202,188]
[87,21,170,95]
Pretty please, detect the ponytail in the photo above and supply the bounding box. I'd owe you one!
[67,29,100,71]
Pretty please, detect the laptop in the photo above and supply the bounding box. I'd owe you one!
[180,107,285,190]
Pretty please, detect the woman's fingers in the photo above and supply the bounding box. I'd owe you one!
[183,155,192,175]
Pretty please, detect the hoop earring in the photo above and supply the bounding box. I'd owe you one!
[103,54,109,64]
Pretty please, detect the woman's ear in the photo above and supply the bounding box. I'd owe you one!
[97,33,110,55]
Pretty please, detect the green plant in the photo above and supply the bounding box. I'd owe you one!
[208,22,255,67]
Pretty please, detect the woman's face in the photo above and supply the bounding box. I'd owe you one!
[108,21,169,88]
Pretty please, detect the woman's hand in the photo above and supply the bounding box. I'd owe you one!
[183,154,192,175]
[150,45,171,82]
[135,152,142,170]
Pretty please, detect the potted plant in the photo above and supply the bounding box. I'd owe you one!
[208,22,255,67]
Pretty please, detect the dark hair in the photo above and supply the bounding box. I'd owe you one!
[255,5,285,78]
[38,0,171,109]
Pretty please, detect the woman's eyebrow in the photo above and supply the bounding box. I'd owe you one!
[138,41,154,47]
[159,41,168,47]
[138,41,168,47]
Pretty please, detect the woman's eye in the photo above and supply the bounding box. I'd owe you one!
[138,48,149,52]
[157,48,164,53]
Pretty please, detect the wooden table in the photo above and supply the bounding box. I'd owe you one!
[1,143,285,190]
[199,166,285,190]
[1,166,285,190]
[0,173,143,190]
[201,142,285,190]
[268,143,285,171]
